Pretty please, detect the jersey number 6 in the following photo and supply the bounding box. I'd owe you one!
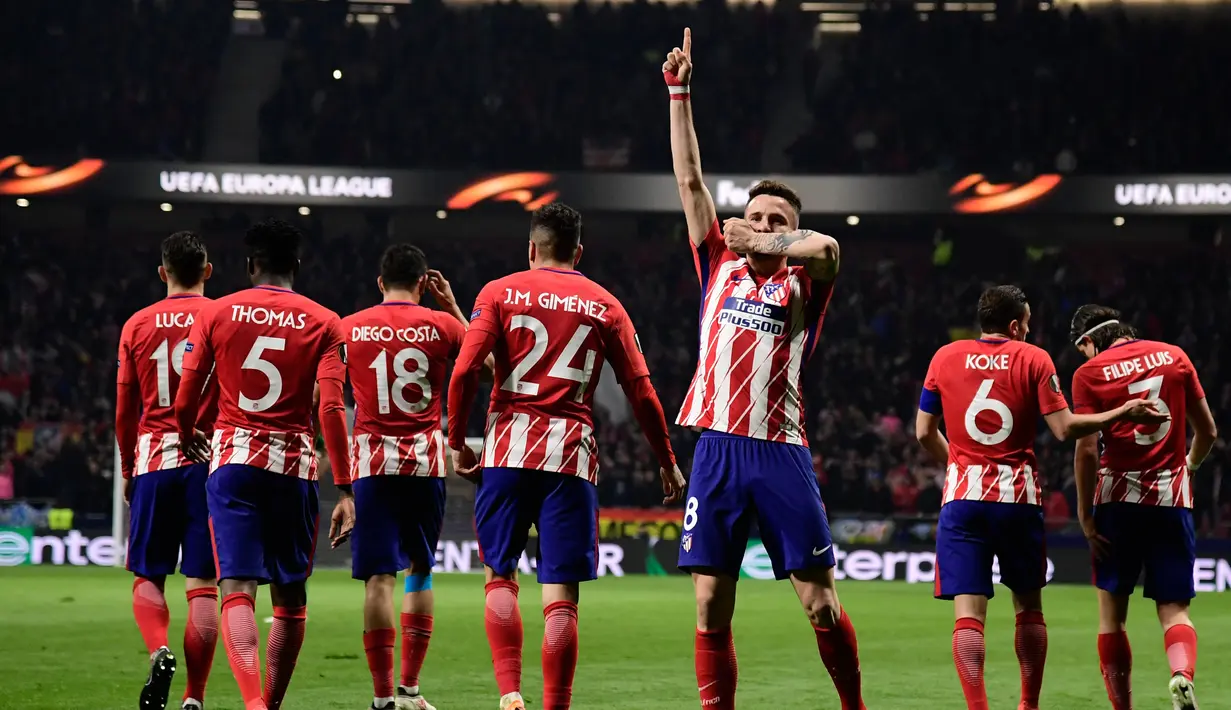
[964,378,1014,446]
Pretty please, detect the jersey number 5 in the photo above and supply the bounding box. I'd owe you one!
[501,315,597,403]
[369,348,431,414]
[964,379,1014,446]
[1128,375,1171,445]
[239,336,286,413]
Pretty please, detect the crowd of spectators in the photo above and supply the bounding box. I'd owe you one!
[4,216,1229,538]
[794,6,1231,175]
[0,0,230,162]
[259,0,792,171]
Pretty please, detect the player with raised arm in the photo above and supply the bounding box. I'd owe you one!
[664,27,858,710]
[344,244,473,710]
[116,232,220,710]
[914,286,1168,710]
[174,219,354,710]
[447,202,686,710]
[1069,305,1216,710]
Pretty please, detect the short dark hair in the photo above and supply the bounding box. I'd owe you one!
[977,285,1029,334]
[161,231,208,286]
[748,179,803,215]
[1070,304,1138,350]
[244,219,301,276]
[529,202,582,262]
[380,243,428,290]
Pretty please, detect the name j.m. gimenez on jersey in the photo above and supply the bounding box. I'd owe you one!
[351,325,442,343]
[230,305,307,329]
[1101,350,1174,381]
[154,312,195,329]
[503,288,609,322]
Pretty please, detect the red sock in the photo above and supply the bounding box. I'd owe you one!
[953,617,989,710]
[400,613,433,689]
[694,627,737,710]
[542,601,579,710]
[1164,624,1197,681]
[1014,611,1047,708]
[364,627,396,700]
[132,577,170,653]
[183,588,219,703]
[1098,631,1133,709]
[220,592,266,710]
[815,609,865,710]
[263,606,307,710]
[484,580,523,696]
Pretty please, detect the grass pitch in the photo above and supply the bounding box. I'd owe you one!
[1,567,1227,709]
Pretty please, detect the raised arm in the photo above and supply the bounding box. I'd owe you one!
[1043,400,1168,443]
[665,27,718,247]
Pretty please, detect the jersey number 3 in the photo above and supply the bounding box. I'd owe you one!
[964,379,1014,446]
[501,315,597,403]
[1128,375,1171,445]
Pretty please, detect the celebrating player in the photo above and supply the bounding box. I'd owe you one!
[664,28,860,710]
[116,232,219,710]
[174,219,354,710]
[1069,305,1217,710]
[914,286,1168,710]
[447,202,686,710]
[344,244,474,710]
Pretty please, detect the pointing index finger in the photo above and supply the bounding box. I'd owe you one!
[683,27,691,57]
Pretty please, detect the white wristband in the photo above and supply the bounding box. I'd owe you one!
[667,85,690,96]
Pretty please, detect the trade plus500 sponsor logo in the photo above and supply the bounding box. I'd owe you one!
[740,542,1055,585]
[0,528,119,567]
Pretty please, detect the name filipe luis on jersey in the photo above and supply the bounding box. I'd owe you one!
[718,297,787,336]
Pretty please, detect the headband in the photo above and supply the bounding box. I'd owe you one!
[1074,319,1119,345]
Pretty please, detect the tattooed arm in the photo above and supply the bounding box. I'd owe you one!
[721,218,840,281]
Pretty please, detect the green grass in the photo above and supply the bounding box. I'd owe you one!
[0,567,1226,709]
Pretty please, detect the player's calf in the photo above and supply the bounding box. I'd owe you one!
[1011,591,1047,710]
[182,580,219,709]
[691,571,738,710]
[265,582,308,710]
[364,573,398,710]
[399,568,436,709]
[1161,607,1199,710]
[484,574,524,699]
[793,569,865,710]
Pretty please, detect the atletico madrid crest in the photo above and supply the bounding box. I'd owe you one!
[760,282,785,304]
[681,533,693,552]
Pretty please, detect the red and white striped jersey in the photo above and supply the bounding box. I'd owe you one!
[1072,339,1205,508]
[921,339,1069,506]
[342,302,465,479]
[117,294,219,476]
[182,286,346,481]
[466,268,650,484]
[677,221,834,445]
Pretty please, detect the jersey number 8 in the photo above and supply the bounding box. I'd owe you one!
[369,347,431,415]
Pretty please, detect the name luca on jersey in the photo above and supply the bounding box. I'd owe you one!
[155,312,195,329]
[1101,350,1175,381]
[503,289,608,322]
[231,305,308,329]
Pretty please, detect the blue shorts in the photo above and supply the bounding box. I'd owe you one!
[935,500,1047,600]
[206,464,319,586]
[127,463,216,579]
[352,476,447,580]
[1094,503,1196,602]
[678,431,834,581]
[474,467,599,584]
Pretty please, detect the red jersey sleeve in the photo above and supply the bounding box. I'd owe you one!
[467,284,503,337]
[692,219,738,289]
[1071,366,1098,415]
[601,304,651,384]
[918,350,943,414]
[117,318,137,385]
[316,315,346,383]
[1033,350,1069,416]
[1179,349,1206,404]
[447,284,503,451]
